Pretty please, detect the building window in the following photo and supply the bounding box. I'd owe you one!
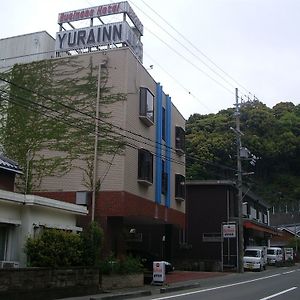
[138,149,153,185]
[175,126,185,154]
[162,160,168,195]
[139,87,154,126]
[162,107,166,141]
[0,226,8,260]
[175,174,185,201]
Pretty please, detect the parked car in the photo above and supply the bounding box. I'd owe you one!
[127,249,174,273]
[267,247,283,265]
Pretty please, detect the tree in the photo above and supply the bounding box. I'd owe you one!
[0,55,126,193]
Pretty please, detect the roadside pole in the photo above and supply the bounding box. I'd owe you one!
[235,88,244,273]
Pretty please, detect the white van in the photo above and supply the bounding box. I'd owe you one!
[267,247,283,265]
[243,246,267,271]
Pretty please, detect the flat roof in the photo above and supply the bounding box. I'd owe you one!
[0,189,88,215]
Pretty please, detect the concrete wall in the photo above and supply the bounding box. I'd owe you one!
[0,267,100,300]
[0,268,143,300]
[0,31,55,72]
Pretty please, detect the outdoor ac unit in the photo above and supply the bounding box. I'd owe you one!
[0,261,19,268]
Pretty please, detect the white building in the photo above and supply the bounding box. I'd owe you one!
[0,189,87,267]
[0,31,55,72]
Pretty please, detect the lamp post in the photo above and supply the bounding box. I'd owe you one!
[91,61,106,222]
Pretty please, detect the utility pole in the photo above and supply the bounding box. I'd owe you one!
[235,88,244,273]
[91,62,104,222]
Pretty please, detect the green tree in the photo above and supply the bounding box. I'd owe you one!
[0,56,125,193]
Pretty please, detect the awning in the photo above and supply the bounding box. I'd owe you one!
[244,220,281,236]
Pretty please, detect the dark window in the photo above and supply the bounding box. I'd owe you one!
[175,126,185,154]
[175,174,185,201]
[138,149,153,184]
[0,226,8,260]
[139,87,154,126]
[162,160,168,195]
[162,107,166,141]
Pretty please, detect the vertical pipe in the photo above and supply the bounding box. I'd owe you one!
[92,62,102,222]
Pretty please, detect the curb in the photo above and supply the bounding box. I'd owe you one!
[90,290,152,300]
[89,282,202,300]
[160,282,201,294]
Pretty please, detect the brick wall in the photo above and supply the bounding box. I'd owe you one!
[35,190,185,228]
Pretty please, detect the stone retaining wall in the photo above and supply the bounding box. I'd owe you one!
[0,268,144,300]
[101,273,143,290]
[0,267,100,300]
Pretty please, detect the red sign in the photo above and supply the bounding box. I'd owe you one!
[57,1,143,35]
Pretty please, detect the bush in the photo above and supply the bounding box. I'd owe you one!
[81,221,104,266]
[25,222,104,268]
[100,254,143,275]
[25,229,83,267]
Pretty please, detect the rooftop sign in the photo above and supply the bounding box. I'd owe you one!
[57,1,143,35]
[55,22,143,61]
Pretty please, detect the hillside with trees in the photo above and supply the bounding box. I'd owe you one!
[186,101,300,211]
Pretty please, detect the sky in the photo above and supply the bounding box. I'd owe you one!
[0,0,299,119]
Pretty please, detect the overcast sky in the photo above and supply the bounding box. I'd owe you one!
[1,0,299,119]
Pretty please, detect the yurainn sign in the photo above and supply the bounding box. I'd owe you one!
[55,22,143,61]
[55,1,143,61]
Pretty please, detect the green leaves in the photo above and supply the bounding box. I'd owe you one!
[25,222,104,267]
[0,56,126,193]
[186,100,300,206]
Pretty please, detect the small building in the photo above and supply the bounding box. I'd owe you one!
[0,189,88,267]
[186,180,280,269]
[0,31,55,72]
[0,154,22,191]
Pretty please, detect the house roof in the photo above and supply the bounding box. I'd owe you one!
[0,189,88,215]
[0,154,23,174]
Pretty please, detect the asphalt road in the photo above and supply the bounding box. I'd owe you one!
[148,265,300,300]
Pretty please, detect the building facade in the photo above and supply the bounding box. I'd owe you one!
[186,180,279,269]
[34,48,186,260]
[0,31,55,72]
[0,2,186,262]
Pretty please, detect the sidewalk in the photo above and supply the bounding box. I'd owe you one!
[57,271,229,300]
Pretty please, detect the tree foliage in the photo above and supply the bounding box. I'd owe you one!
[25,222,104,267]
[186,100,300,208]
[0,56,125,193]
[25,229,83,267]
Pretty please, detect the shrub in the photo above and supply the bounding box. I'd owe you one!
[100,254,143,275]
[81,221,104,266]
[25,229,83,267]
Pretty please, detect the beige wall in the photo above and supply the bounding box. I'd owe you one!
[35,47,185,214]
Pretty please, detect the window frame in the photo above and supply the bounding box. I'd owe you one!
[138,148,153,185]
[175,174,185,201]
[175,126,185,155]
[139,87,154,126]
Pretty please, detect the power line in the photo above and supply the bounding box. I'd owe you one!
[136,0,251,96]
[0,78,238,175]
[129,0,238,93]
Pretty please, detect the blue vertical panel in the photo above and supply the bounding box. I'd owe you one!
[155,83,162,204]
[165,95,172,208]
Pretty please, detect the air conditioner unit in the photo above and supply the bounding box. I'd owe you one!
[0,261,19,268]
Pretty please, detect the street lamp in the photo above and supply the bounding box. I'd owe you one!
[91,60,107,222]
